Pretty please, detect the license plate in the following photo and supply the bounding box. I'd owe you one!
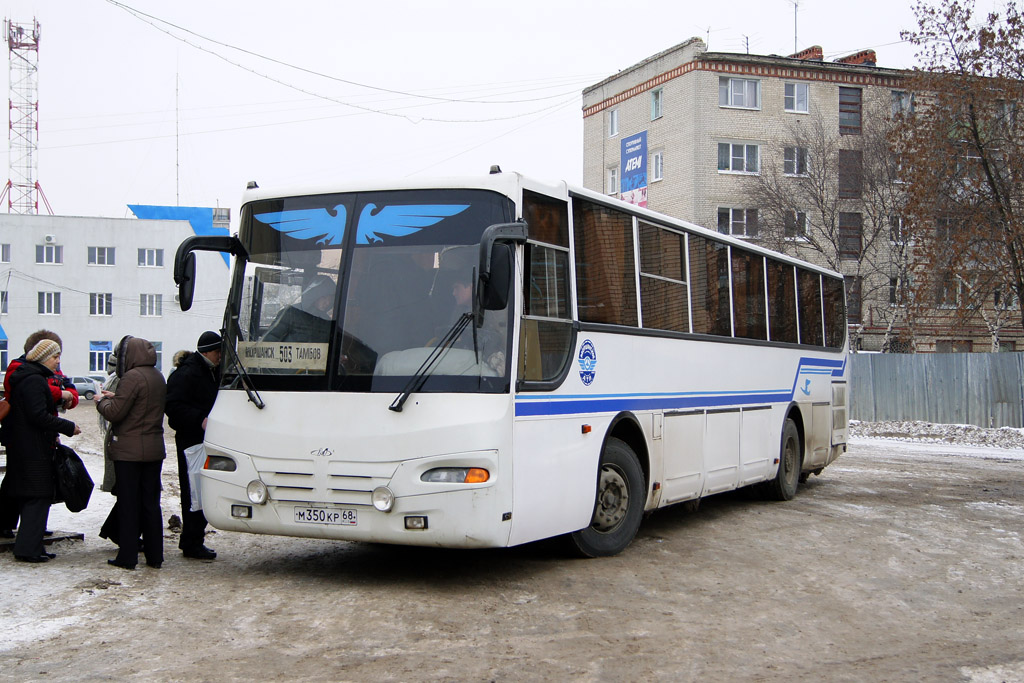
[293,507,357,526]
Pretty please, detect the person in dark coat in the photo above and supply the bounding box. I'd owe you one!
[260,276,335,343]
[0,329,78,537]
[4,339,81,562]
[164,331,222,560]
[94,336,167,570]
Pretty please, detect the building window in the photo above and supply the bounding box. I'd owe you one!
[889,277,909,306]
[784,211,808,239]
[891,90,914,116]
[0,340,7,371]
[994,285,1018,310]
[784,146,808,175]
[889,215,908,243]
[88,246,116,265]
[719,77,760,109]
[936,273,964,308]
[90,341,112,373]
[717,207,759,237]
[140,293,163,317]
[606,167,618,195]
[152,341,163,372]
[838,149,863,198]
[0,291,7,314]
[846,276,863,324]
[717,142,759,173]
[936,339,972,353]
[839,87,862,135]
[1,244,9,262]
[38,291,61,315]
[784,82,809,113]
[936,215,957,241]
[35,244,63,264]
[90,293,113,316]
[838,212,863,258]
[138,248,164,267]
[651,88,663,120]
[652,151,664,181]
[608,109,619,137]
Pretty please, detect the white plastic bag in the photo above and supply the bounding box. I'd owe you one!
[183,443,207,512]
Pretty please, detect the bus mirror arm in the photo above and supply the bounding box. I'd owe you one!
[173,235,247,312]
[477,221,527,316]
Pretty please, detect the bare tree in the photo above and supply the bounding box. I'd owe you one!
[897,0,1024,347]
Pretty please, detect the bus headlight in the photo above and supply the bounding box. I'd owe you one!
[421,467,490,484]
[205,455,236,472]
[371,486,395,512]
[246,479,269,505]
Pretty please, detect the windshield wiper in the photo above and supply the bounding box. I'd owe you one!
[389,312,472,412]
[222,326,266,409]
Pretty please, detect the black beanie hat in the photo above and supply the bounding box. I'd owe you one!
[197,331,222,352]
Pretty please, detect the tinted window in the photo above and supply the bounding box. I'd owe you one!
[573,200,638,326]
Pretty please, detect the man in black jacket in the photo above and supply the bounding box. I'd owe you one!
[165,331,222,560]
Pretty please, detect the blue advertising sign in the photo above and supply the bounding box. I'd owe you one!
[620,131,648,207]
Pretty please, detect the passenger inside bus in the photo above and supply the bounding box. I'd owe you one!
[261,275,336,343]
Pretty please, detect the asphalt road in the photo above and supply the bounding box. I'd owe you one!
[2,436,1023,682]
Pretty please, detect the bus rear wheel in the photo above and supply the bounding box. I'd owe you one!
[762,418,801,501]
[567,437,644,558]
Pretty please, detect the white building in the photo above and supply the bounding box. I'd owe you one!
[0,207,231,376]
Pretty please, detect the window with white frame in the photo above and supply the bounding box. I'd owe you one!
[718,142,759,173]
[88,246,116,265]
[784,146,808,175]
[152,341,163,372]
[651,150,664,181]
[784,82,809,113]
[35,244,63,264]
[1,340,7,371]
[138,248,164,267]
[1,291,7,314]
[651,88,663,120]
[606,167,618,195]
[784,211,808,238]
[1,244,9,263]
[90,293,113,316]
[717,207,759,237]
[140,293,163,316]
[719,77,760,109]
[608,109,619,137]
[38,291,61,314]
[89,341,112,373]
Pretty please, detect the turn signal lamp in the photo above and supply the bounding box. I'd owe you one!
[421,467,490,484]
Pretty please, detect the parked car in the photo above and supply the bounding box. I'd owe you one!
[66,376,101,400]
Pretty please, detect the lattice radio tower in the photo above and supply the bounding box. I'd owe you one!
[2,18,51,214]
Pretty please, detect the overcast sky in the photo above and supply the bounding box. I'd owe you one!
[0,0,1009,218]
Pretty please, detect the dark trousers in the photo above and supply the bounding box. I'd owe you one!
[175,441,208,552]
[0,474,19,530]
[13,497,50,557]
[112,460,163,567]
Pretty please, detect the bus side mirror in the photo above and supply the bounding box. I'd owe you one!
[481,243,513,310]
[178,251,196,312]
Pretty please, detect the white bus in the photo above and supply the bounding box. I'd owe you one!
[174,170,848,557]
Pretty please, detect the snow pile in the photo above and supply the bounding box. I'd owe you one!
[850,419,1024,450]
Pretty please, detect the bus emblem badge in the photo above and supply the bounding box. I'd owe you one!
[578,340,598,386]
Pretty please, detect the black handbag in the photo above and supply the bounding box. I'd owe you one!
[54,443,94,513]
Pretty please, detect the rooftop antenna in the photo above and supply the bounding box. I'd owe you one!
[789,0,800,54]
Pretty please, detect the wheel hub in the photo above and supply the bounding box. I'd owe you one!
[592,465,628,532]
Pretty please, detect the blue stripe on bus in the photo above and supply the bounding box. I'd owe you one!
[514,355,847,418]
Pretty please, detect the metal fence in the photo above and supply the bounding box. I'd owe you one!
[849,352,1024,428]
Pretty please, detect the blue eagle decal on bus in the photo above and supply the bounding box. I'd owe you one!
[356,204,469,244]
[578,339,598,386]
[254,206,348,246]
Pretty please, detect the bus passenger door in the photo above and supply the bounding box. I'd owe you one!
[661,410,704,504]
[704,409,740,494]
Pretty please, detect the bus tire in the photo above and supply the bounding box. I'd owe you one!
[763,418,801,501]
[567,437,645,558]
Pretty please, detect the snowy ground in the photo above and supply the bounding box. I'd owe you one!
[2,406,1023,681]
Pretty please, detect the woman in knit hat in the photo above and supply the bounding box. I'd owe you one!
[4,338,81,562]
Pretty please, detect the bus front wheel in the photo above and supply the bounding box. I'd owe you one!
[568,437,645,558]
[762,418,801,501]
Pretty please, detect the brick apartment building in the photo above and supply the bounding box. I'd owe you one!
[581,38,1024,353]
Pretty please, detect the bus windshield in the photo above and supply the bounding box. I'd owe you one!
[228,188,514,394]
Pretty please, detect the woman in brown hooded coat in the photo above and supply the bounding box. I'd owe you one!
[94,336,166,569]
